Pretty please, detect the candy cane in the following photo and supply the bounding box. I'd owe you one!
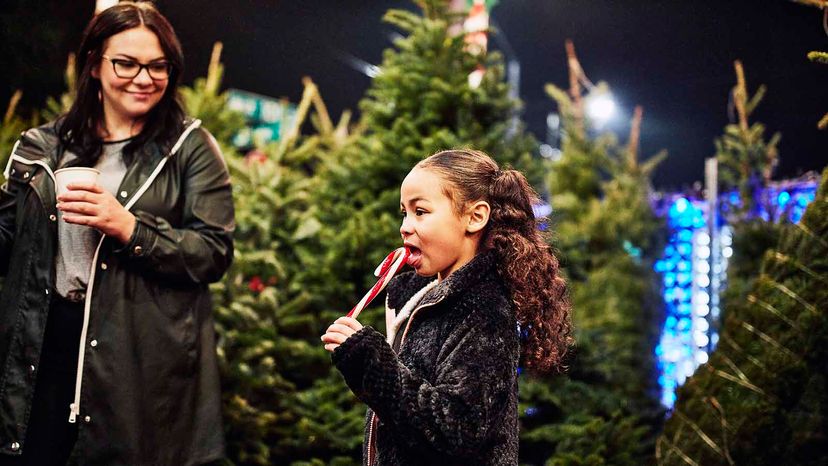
[346,247,410,320]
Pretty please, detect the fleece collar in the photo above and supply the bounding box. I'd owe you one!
[384,250,500,341]
[387,250,499,309]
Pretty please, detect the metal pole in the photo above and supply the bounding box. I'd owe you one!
[705,157,720,350]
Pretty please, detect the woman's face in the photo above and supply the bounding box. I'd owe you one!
[94,26,169,124]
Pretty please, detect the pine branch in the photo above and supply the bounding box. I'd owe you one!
[733,61,749,134]
[807,51,828,64]
[745,84,766,115]
[790,0,828,8]
[640,150,668,178]
[818,112,828,130]
[205,42,223,95]
[627,105,643,168]
[3,90,21,125]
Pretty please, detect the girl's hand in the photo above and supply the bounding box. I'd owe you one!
[57,182,136,244]
[321,317,364,352]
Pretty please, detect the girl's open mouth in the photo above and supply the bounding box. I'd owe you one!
[406,245,423,267]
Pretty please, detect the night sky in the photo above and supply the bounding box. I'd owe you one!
[4,1,828,189]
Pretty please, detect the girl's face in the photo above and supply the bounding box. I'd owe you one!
[400,167,479,280]
[94,26,169,125]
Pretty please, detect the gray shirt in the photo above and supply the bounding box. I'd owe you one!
[55,141,129,301]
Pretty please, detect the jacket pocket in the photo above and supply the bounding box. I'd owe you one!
[158,287,199,372]
[132,282,201,375]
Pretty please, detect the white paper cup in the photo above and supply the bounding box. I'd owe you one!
[54,167,100,197]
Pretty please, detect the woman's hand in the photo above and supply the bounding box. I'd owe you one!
[321,317,364,352]
[57,182,136,244]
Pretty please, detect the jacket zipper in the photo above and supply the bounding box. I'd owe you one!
[365,295,444,465]
[67,119,202,423]
[366,411,377,466]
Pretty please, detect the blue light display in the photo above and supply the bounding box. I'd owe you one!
[654,196,709,408]
[653,178,819,409]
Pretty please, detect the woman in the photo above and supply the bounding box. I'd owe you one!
[0,3,234,465]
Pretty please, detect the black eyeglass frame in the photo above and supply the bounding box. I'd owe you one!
[101,55,172,80]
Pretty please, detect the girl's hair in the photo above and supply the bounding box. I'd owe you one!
[58,1,185,167]
[417,149,573,373]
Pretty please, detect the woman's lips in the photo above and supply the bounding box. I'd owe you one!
[127,91,153,101]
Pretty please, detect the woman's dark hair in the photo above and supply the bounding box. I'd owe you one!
[58,1,185,167]
[417,149,573,374]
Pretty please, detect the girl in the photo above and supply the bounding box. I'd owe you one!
[322,149,572,465]
[0,3,233,465]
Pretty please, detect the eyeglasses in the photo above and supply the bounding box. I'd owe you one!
[101,55,172,80]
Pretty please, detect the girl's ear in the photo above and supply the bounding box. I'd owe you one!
[466,200,490,234]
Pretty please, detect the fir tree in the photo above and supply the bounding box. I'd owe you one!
[288,0,542,462]
[717,62,784,326]
[305,0,540,323]
[715,61,780,221]
[181,43,363,464]
[519,46,665,465]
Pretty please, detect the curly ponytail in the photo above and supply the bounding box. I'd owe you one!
[418,149,572,374]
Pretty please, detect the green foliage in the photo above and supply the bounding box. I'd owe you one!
[520,373,657,466]
[306,0,541,316]
[719,220,782,325]
[181,41,364,463]
[212,147,364,465]
[657,168,828,466]
[715,65,787,337]
[165,37,355,464]
[715,64,780,220]
[213,114,372,463]
[1,91,28,178]
[179,43,246,145]
[520,81,665,465]
[807,50,828,64]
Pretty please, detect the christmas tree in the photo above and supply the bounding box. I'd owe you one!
[657,37,828,466]
[305,0,540,326]
[716,62,783,327]
[715,61,780,221]
[180,43,365,464]
[519,42,665,465]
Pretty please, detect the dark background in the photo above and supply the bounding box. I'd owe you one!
[2,0,826,189]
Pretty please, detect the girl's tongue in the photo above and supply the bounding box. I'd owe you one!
[406,246,423,267]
